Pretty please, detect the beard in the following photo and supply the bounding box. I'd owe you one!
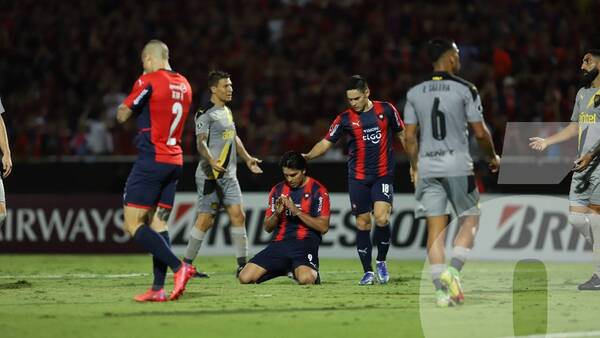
[581,68,599,88]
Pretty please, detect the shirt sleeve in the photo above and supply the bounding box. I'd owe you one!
[195,111,211,136]
[571,90,581,122]
[265,186,278,218]
[122,75,152,111]
[403,93,418,125]
[310,186,330,217]
[465,87,483,122]
[386,102,404,132]
[0,97,4,115]
[324,114,343,143]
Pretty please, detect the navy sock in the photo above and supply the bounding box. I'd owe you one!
[133,225,181,272]
[356,229,373,272]
[152,231,170,291]
[374,224,391,261]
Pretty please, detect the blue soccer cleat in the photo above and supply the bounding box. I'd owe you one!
[375,261,389,284]
[359,271,375,285]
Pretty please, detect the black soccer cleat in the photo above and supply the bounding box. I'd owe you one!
[192,268,210,278]
[236,265,245,278]
[577,274,600,290]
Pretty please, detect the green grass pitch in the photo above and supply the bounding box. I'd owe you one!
[0,255,599,338]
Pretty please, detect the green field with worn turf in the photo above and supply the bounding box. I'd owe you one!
[0,255,599,338]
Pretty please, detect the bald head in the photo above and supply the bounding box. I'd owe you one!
[142,39,169,60]
[141,39,171,73]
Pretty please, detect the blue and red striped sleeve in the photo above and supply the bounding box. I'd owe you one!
[122,75,152,111]
[265,185,279,218]
[386,102,404,133]
[310,181,330,217]
[325,114,344,143]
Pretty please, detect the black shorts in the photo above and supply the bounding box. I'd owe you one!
[348,176,394,215]
[123,159,182,209]
[249,239,320,274]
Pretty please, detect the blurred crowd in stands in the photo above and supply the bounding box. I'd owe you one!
[1,0,598,163]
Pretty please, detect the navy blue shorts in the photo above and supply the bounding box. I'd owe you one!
[123,160,182,209]
[348,176,394,215]
[249,239,320,274]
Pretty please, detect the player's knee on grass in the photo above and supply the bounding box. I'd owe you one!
[295,267,317,285]
[238,265,259,284]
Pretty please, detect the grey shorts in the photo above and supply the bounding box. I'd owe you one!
[415,175,480,218]
[196,176,243,215]
[569,168,600,206]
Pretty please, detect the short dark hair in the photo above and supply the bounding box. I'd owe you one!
[427,38,456,63]
[346,75,369,92]
[208,70,230,88]
[279,151,307,170]
[585,49,600,58]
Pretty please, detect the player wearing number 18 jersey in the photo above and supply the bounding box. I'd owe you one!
[403,38,499,307]
[304,75,405,285]
[117,40,195,301]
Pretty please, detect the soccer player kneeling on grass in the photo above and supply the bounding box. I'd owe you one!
[238,151,330,285]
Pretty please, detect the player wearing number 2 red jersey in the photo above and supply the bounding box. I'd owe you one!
[116,40,195,302]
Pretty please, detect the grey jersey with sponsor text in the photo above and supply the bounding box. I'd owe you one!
[571,87,600,157]
[195,103,237,179]
[404,72,483,178]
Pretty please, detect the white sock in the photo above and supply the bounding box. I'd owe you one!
[184,227,206,262]
[230,226,248,265]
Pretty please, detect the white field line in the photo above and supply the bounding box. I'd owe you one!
[501,330,600,338]
[0,270,376,280]
[0,273,150,279]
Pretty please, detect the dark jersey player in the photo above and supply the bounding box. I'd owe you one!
[238,151,330,285]
[304,75,405,285]
[116,39,195,302]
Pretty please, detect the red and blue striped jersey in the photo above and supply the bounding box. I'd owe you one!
[265,177,330,242]
[325,101,404,180]
[122,69,192,165]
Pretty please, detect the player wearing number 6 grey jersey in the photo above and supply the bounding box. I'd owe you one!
[183,70,263,277]
[403,38,500,307]
[529,49,600,291]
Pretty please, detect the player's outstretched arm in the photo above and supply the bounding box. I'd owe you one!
[529,121,578,152]
[235,136,263,174]
[303,139,334,161]
[470,121,500,173]
[196,133,225,173]
[116,104,133,124]
[0,115,12,178]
